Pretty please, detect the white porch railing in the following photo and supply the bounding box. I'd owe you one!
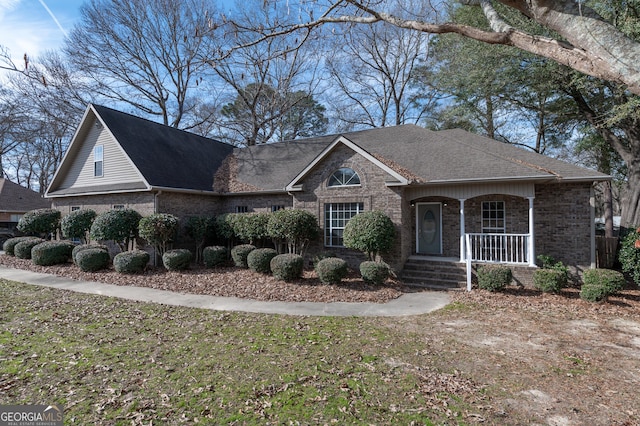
[464,233,532,292]
[465,233,530,264]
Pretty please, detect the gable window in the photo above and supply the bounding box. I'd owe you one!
[236,206,249,213]
[324,202,364,247]
[328,168,360,187]
[482,201,505,233]
[94,145,104,177]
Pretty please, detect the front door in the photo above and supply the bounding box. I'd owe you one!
[417,203,442,255]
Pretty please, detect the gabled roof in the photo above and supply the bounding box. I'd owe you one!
[0,179,50,213]
[47,104,234,196]
[227,124,609,192]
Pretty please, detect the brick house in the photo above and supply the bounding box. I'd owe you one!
[46,104,610,287]
[1,178,51,244]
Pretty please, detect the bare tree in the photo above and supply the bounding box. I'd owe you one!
[65,0,220,128]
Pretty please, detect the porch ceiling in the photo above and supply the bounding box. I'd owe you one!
[407,181,535,200]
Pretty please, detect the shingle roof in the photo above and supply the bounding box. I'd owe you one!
[230,124,609,191]
[92,105,234,192]
[0,179,51,212]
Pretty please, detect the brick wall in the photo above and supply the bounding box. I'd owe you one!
[51,192,156,216]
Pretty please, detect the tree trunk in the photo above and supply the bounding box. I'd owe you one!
[621,167,640,229]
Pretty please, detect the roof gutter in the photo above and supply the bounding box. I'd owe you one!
[412,175,611,186]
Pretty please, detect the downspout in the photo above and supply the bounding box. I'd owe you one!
[590,186,596,269]
[528,197,536,267]
[154,190,162,214]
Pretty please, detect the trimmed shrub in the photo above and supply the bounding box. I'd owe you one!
[233,212,270,244]
[231,244,256,268]
[113,250,150,274]
[247,248,278,274]
[619,228,640,286]
[267,209,319,255]
[14,238,45,259]
[215,213,236,242]
[3,236,39,256]
[61,209,96,243]
[72,244,109,265]
[533,269,567,293]
[580,268,626,302]
[31,240,75,266]
[90,209,142,252]
[315,257,348,285]
[477,264,513,292]
[203,246,228,268]
[185,216,216,263]
[343,211,395,261]
[76,248,111,272]
[271,253,304,281]
[139,213,179,258]
[162,249,193,271]
[359,261,390,285]
[16,208,61,239]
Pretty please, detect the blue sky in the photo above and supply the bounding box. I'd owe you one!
[0,0,84,66]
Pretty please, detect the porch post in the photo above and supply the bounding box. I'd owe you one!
[528,197,536,267]
[459,198,466,262]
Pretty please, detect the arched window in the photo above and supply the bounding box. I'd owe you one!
[328,168,361,187]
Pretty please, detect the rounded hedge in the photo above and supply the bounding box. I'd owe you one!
[477,264,512,292]
[31,240,75,266]
[231,244,256,268]
[16,208,61,238]
[267,209,319,255]
[343,210,395,261]
[580,268,626,302]
[72,243,109,265]
[533,268,567,293]
[619,228,640,286]
[14,238,46,259]
[270,253,304,281]
[359,261,390,285]
[139,213,179,257]
[113,250,150,274]
[3,236,39,256]
[162,249,193,271]
[233,213,270,244]
[203,246,228,268]
[61,209,96,242]
[315,257,348,284]
[247,248,278,274]
[90,209,142,251]
[76,248,111,272]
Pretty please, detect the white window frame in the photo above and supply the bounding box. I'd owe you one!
[324,202,364,247]
[327,168,361,188]
[482,201,506,233]
[94,145,104,177]
[112,204,125,210]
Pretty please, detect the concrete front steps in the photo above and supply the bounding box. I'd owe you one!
[401,256,467,290]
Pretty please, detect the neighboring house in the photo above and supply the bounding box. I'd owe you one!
[0,178,51,244]
[46,104,610,287]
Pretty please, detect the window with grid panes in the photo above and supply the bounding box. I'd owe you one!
[324,202,363,246]
[482,201,505,233]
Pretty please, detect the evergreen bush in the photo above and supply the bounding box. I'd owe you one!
[267,209,319,255]
[113,250,150,274]
[61,209,96,243]
[343,211,395,261]
[215,213,236,242]
[359,261,390,285]
[477,264,512,292]
[247,247,278,273]
[231,244,256,268]
[139,213,179,258]
[90,209,142,252]
[233,212,270,244]
[72,244,109,265]
[533,269,567,293]
[162,249,192,271]
[619,227,640,286]
[3,236,39,256]
[203,246,228,268]
[185,216,216,263]
[17,208,61,239]
[31,240,75,266]
[270,253,304,281]
[580,268,626,302]
[315,257,348,284]
[14,238,45,259]
[76,248,111,272]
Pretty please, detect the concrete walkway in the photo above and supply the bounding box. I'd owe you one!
[0,265,451,317]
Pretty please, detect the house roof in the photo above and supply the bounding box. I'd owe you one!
[47,104,234,197]
[230,124,610,192]
[91,105,234,192]
[0,179,50,213]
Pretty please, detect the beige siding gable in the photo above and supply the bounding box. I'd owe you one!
[58,118,146,191]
